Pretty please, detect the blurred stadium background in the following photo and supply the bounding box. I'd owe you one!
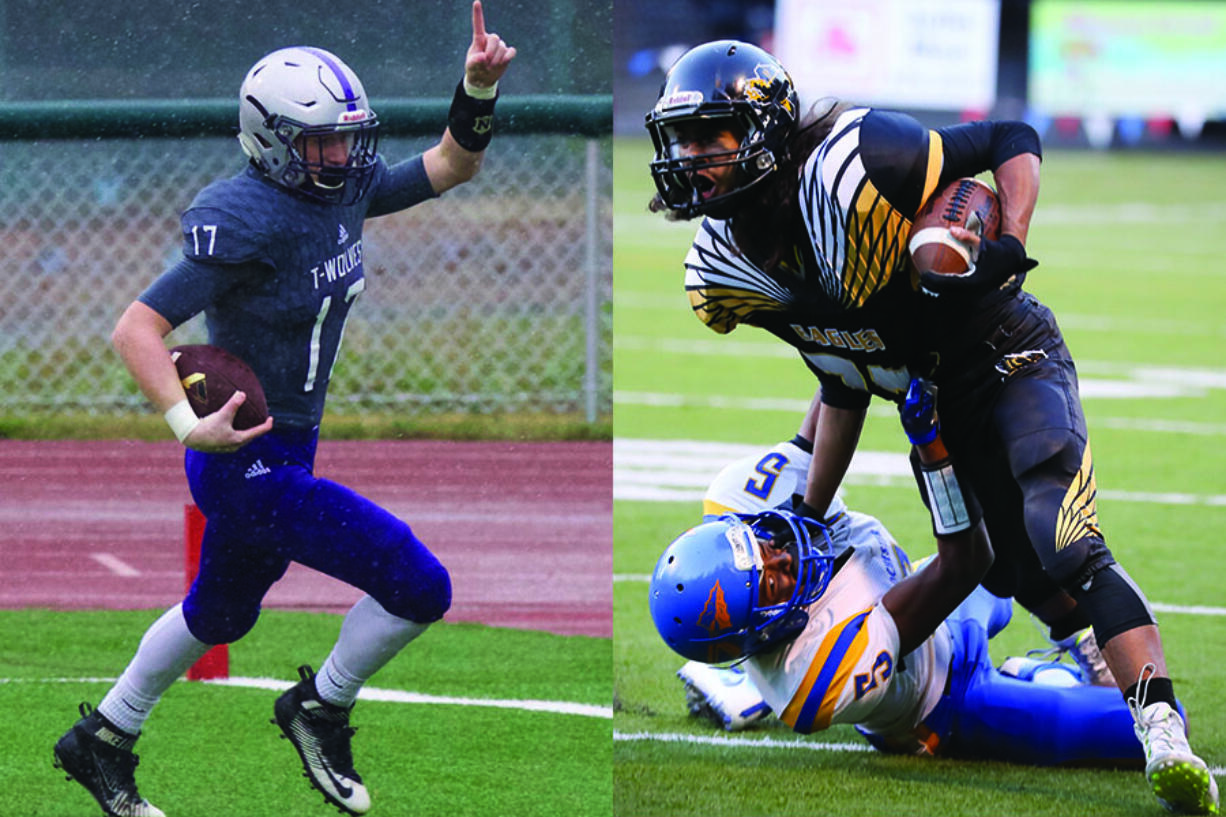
[614,0,1226,147]
[0,0,613,434]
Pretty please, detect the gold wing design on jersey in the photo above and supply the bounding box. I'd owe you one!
[842,179,912,308]
[684,218,795,334]
[1055,443,1103,552]
[799,109,943,310]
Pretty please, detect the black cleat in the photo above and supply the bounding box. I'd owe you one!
[273,665,371,815]
[52,703,165,817]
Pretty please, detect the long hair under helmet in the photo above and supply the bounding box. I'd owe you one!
[644,40,799,220]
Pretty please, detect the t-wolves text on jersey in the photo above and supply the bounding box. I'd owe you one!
[140,158,435,428]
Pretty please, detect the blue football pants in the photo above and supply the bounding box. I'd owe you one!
[180,427,450,645]
[936,590,1146,767]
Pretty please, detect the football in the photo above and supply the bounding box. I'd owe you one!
[169,344,268,430]
[908,177,1001,276]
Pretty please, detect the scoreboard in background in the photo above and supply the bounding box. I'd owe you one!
[1030,1,1226,134]
[773,0,1000,113]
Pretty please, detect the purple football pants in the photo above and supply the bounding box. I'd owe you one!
[181,426,450,645]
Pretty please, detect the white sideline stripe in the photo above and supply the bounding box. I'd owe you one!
[1096,417,1226,436]
[0,676,610,720]
[1151,603,1226,617]
[614,439,1226,507]
[617,382,1204,406]
[89,553,141,577]
[207,676,611,718]
[614,731,1226,778]
[614,730,871,754]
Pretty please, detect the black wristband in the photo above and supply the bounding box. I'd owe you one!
[448,80,497,153]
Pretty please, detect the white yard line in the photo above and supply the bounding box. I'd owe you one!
[612,730,1226,778]
[0,675,610,719]
[613,438,1226,507]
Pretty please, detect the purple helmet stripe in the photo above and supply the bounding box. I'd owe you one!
[300,46,359,111]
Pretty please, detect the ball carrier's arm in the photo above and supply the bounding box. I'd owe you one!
[112,301,272,451]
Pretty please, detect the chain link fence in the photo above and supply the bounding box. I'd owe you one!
[0,124,611,425]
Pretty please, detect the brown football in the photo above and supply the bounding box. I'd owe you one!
[170,344,268,430]
[908,178,1001,276]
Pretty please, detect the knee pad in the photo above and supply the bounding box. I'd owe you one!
[182,593,261,645]
[412,559,452,623]
[1069,562,1156,647]
[377,557,452,624]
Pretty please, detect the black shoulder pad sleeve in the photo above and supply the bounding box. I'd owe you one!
[858,109,937,218]
[936,120,1042,185]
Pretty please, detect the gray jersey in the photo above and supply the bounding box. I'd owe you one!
[140,157,435,428]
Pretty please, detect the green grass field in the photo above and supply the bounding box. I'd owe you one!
[2,610,610,817]
[612,136,1226,816]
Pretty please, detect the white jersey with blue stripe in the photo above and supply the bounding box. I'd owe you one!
[745,537,952,739]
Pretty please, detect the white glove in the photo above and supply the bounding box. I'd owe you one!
[677,661,771,732]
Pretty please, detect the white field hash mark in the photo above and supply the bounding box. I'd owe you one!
[2,675,611,719]
[89,553,141,577]
[613,439,1226,507]
[208,676,611,718]
[612,731,1226,779]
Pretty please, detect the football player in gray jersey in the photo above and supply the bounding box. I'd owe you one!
[53,5,515,816]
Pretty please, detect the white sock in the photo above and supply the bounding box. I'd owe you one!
[315,595,428,708]
[98,603,210,735]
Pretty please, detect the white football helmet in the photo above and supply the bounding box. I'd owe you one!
[237,46,379,205]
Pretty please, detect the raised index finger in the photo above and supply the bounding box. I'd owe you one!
[472,1,486,44]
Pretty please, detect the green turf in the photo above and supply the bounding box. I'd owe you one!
[3,609,610,817]
[612,136,1226,816]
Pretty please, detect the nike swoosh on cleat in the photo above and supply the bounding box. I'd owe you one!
[314,753,355,800]
[292,723,355,799]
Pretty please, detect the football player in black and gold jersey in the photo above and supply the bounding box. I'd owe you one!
[645,40,1217,816]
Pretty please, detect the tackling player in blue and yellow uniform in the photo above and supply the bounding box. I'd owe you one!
[52,5,515,817]
[645,39,1217,815]
[658,385,1180,771]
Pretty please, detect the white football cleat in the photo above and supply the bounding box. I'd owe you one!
[677,661,771,732]
[1129,665,1220,815]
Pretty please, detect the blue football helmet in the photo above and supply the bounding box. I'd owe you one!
[649,509,836,664]
[238,47,380,205]
[645,40,799,220]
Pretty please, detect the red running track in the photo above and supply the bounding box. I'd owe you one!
[0,439,611,638]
